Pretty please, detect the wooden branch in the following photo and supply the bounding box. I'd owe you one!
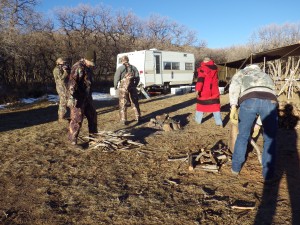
[167,155,188,162]
[231,205,255,210]
[250,139,262,165]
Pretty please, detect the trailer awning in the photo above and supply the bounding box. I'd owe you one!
[218,43,300,69]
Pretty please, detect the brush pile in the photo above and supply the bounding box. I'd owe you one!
[147,113,181,131]
[82,130,144,151]
[188,147,232,173]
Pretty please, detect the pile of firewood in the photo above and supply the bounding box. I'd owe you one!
[82,130,144,151]
[147,114,181,131]
[188,147,232,173]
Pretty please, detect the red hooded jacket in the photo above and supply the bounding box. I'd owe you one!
[195,60,220,112]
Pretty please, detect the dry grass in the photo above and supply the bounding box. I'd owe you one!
[0,93,300,225]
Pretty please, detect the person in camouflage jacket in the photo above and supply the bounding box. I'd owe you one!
[229,64,278,182]
[53,57,70,121]
[67,50,98,146]
[114,55,141,125]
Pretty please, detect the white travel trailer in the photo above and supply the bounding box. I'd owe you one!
[116,49,195,93]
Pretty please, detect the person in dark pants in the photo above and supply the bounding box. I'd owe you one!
[67,50,98,146]
[229,64,278,182]
[114,55,141,125]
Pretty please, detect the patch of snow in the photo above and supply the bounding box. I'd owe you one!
[0,92,116,109]
[47,94,59,102]
[92,92,117,101]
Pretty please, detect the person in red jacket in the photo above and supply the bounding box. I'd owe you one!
[195,57,223,126]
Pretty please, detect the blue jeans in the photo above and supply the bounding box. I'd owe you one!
[195,111,223,126]
[232,98,278,180]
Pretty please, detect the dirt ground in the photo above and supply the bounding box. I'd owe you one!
[0,92,300,225]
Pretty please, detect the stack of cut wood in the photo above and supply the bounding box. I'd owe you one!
[82,130,144,151]
[147,113,181,131]
[188,147,232,173]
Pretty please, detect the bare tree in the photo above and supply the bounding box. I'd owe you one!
[249,23,300,52]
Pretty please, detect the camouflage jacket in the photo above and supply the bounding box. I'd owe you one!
[53,65,69,86]
[114,63,140,89]
[68,60,93,99]
[229,67,277,106]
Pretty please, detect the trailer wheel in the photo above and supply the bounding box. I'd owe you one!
[163,82,170,94]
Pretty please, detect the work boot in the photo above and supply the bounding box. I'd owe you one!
[231,169,239,177]
[58,116,65,122]
[71,141,84,150]
[135,116,142,124]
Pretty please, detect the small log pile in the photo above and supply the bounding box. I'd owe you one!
[188,147,232,173]
[278,102,300,129]
[147,113,181,131]
[82,130,144,151]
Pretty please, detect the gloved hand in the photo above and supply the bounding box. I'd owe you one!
[230,105,238,125]
[252,124,261,138]
[67,96,76,108]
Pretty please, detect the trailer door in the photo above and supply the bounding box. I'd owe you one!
[154,53,162,85]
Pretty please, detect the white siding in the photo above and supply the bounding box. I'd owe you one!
[116,49,195,88]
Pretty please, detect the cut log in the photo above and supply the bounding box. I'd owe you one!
[163,123,172,132]
[188,154,197,171]
[200,164,219,170]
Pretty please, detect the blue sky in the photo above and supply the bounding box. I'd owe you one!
[37,0,300,49]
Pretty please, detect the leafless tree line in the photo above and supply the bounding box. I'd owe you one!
[0,2,205,99]
[0,1,300,102]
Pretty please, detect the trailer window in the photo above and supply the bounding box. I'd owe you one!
[164,62,171,70]
[163,62,180,70]
[155,55,161,74]
[185,63,193,70]
[172,62,180,70]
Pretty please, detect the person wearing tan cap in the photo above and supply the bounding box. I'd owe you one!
[67,49,98,147]
[53,57,70,121]
[114,55,141,125]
